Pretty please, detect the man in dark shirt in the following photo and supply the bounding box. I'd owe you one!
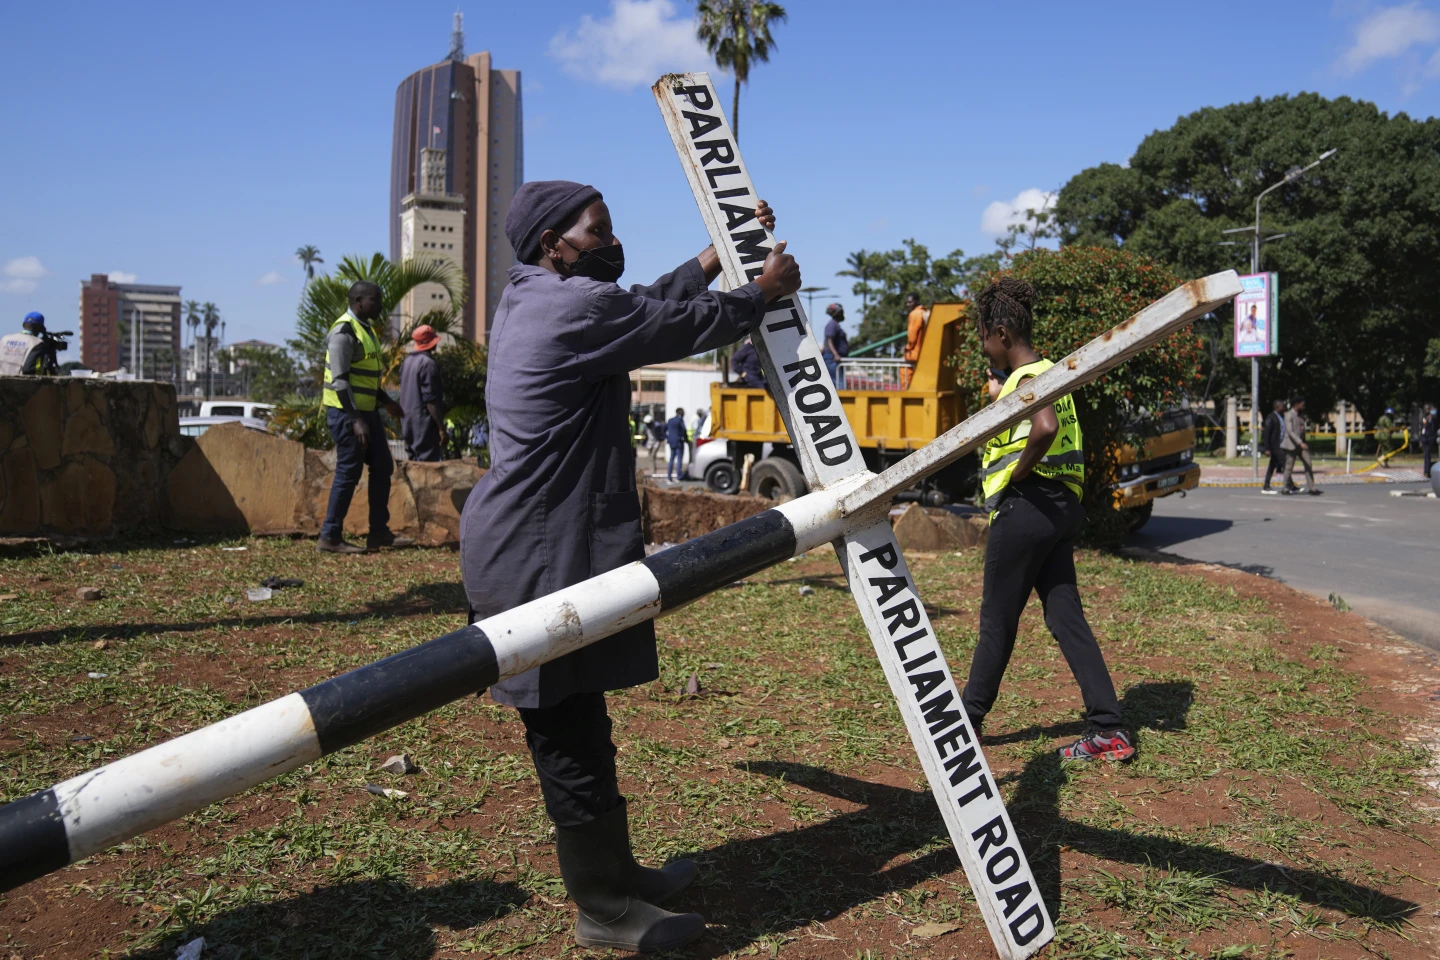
[398,324,447,462]
[1420,404,1437,479]
[1260,399,1286,494]
[665,407,687,481]
[459,181,797,951]
[821,303,849,387]
[730,335,766,388]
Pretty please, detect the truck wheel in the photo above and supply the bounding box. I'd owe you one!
[705,460,740,495]
[1125,501,1154,532]
[751,456,807,500]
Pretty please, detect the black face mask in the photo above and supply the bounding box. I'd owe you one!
[560,237,625,284]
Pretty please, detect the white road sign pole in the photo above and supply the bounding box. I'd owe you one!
[655,71,1052,957]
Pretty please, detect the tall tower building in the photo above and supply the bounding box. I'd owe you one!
[390,32,522,344]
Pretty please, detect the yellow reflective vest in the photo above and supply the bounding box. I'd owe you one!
[980,359,1084,518]
[321,313,383,412]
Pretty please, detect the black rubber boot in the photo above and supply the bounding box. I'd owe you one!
[607,800,698,904]
[555,804,704,952]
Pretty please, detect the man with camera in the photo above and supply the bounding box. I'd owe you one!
[0,312,65,376]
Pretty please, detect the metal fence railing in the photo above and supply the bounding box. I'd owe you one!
[837,358,910,391]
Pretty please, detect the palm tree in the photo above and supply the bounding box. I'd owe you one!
[202,302,220,398]
[837,250,882,326]
[296,245,324,284]
[184,299,201,352]
[695,0,787,142]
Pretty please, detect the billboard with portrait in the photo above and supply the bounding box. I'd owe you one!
[1234,272,1278,357]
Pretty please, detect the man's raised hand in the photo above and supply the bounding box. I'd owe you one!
[757,240,801,303]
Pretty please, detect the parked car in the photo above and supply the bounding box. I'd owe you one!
[198,401,274,421]
[688,436,776,494]
[178,415,270,438]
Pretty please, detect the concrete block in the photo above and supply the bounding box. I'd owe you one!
[891,502,955,552]
[20,383,62,470]
[41,458,115,533]
[0,446,40,534]
[61,403,116,457]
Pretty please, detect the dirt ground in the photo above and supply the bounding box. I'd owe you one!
[1,536,1438,959]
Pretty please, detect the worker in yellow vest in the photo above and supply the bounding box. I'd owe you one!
[962,277,1132,762]
[317,281,412,554]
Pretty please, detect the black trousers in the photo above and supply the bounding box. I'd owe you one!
[1423,444,1434,478]
[518,692,622,828]
[1263,452,1285,488]
[962,479,1123,730]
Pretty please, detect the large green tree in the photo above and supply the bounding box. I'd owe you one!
[838,240,999,349]
[1053,93,1440,425]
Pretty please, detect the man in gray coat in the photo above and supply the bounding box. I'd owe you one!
[1281,396,1322,496]
[460,180,797,951]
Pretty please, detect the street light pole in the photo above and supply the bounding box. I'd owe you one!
[1239,148,1338,479]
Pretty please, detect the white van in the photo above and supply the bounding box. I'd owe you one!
[198,401,274,421]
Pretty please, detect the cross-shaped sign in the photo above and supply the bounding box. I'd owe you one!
[655,71,1237,958]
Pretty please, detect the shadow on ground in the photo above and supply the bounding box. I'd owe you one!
[1,581,468,648]
[126,878,528,960]
[691,680,1413,954]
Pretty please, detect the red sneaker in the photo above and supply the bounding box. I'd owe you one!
[1059,728,1135,762]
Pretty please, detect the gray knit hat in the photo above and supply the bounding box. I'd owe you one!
[506,180,602,264]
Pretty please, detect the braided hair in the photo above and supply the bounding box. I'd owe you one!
[975,276,1035,343]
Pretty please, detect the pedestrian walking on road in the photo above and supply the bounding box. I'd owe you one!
[666,407,687,481]
[1260,399,1287,494]
[1420,404,1437,479]
[317,281,415,554]
[961,276,1133,763]
[459,180,798,952]
[1376,408,1396,459]
[398,324,447,462]
[1281,396,1322,496]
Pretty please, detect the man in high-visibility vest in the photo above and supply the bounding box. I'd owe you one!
[0,312,50,376]
[317,281,412,554]
[961,277,1132,762]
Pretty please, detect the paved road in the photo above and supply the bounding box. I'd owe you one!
[1130,482,1440,651]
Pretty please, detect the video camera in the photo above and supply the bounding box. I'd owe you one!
[35,330,72,375]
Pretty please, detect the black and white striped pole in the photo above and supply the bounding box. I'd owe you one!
[0,71,1239,960]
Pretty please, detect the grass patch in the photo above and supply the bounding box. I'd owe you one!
[0,536,1435,958]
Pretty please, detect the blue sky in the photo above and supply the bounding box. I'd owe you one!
[4,1,1440,350]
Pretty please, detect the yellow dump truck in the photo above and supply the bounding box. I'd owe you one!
[706,302,1198,527]
[1110,408,1201,529]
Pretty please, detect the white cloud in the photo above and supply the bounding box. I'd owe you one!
[108,270,138,283]
[549,0,712,90]
[1,256,47,294]
[256,270,287,286]
[980,188,1057,236]
[1336,3,1440,74]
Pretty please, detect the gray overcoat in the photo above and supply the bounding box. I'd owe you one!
[460,259,766,708]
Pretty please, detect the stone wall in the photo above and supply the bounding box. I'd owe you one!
[167,424,483,546]
[0,376,183,536]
